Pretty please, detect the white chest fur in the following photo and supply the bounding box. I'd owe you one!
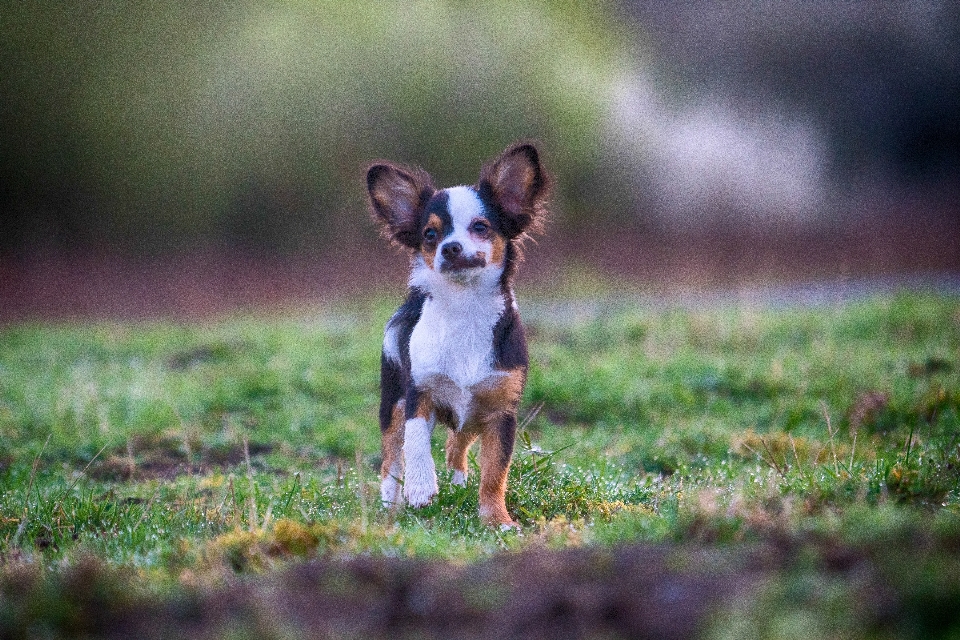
[409,290,504,387]
[408,286,506,428]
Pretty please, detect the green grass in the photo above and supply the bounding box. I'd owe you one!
[1,291,959,635]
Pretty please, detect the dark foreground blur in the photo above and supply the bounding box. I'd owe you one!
[4,526,960,640]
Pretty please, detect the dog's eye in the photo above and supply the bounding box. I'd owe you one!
[423,228,438,243]
[471,221,490,235]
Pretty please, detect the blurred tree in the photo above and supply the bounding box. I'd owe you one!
[1,0,639,254]
[5,1,956,258]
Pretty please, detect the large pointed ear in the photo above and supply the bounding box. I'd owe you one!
[477,142,550,239]
[367,162,435,249]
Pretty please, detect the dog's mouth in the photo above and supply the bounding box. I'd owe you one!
[438,255,486,273]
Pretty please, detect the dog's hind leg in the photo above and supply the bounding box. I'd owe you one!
[445,429,479,486]
[380,400,405,506]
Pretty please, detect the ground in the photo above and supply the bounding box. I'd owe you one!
[1,289,959,638]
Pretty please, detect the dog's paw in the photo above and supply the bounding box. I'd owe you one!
[403,476,438,508]
[380,475,404,507]
[450,470,467,487]
[479,504,516,528]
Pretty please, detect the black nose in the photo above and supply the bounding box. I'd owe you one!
[441,242,463,259]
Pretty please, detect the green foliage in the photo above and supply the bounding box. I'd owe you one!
[3,0,639,251]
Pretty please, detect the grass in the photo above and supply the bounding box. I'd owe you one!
[1,291,959,637]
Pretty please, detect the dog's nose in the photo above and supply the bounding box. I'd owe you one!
[441,242,463,259]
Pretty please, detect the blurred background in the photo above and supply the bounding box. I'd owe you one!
[2,0,958,319]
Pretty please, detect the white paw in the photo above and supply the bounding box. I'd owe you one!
[380,475,403,507]
[403,475,438,508]
[450,470,467,487]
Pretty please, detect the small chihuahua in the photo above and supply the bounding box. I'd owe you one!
[367,142,549,527]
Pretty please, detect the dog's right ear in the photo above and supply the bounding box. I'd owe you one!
[367,163,435,250]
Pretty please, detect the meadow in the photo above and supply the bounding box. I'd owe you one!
[1,290,958,638]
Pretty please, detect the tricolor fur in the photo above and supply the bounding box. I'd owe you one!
[367,142,549,527]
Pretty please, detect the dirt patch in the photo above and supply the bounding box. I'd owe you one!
[88,433,274,481]
[165,342,248,371]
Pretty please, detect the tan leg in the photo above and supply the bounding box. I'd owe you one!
[445,429,479,486]
[478,414,517,527]
[380,401,405,505]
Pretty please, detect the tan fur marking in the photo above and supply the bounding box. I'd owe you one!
[471,368,525,419]
[421,214,442,270]
[489,233,506,266]
[412,390,434,421]
[445,429,479,476]
[380,400,405,488]
[479,426,514,526]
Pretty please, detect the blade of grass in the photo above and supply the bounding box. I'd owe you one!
[244,436,258,532]
[13,433,52,547]
[821,401,841,477]
[62,442,109,497]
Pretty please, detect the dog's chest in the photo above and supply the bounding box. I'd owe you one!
[409,293,503,387]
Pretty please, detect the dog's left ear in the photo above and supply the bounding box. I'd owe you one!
[478,142,549,239]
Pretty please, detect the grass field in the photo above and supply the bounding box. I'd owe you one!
[1,290,959,638]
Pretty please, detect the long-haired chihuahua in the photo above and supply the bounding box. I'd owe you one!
[367,142,549,527]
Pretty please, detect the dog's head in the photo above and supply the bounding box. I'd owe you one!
[367,142,548,285]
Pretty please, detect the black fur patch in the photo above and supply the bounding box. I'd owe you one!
[475,184,508,235]
[439,254,486,272]
[424,191,453,238]
[404,384,424,421]
[492,304,529,371]
[379,353,403,432]
[380,288,427,430]
[495,412,518,468]
[386,288,427,371]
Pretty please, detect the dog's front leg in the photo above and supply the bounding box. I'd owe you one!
[403,414,438,507]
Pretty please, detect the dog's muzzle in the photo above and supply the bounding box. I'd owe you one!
[438,241,486,272]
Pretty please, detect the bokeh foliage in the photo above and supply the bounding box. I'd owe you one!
[2,0,638,252]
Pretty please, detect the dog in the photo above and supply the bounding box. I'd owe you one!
[367,142,549,527]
